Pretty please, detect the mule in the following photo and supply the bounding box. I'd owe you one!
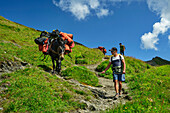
[49,37,66,74]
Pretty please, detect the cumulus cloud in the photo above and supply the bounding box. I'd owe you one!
[89,0,100,9]
[52,0,90,20]
[52,0,138,20]
[52,0,110,20]
[97,9,109,17]
[140,0,170,50]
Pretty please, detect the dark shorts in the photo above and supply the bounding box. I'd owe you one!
[113,74,125,82]
[120,51,124,55]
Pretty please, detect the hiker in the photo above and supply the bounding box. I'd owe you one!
[119,43,125,55]
[101,47,126,99]
[98,46,107,55]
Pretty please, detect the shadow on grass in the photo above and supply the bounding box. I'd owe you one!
[38,65,52,73]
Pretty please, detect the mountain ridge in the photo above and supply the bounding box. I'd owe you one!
[146,56,170,66]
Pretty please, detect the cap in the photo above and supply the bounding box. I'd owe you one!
[109,47,117,51]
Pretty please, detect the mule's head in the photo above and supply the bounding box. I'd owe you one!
[57,37,66,61]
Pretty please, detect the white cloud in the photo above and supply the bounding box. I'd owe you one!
[89,0,100,9]
[52,0,138,20]
[97,9,109,17]
[70,3,90,20]
[168,35,170,44]
[52,0,90,20]
[52,0,105,20]
[140,0,170,50]
[141,32,159,50]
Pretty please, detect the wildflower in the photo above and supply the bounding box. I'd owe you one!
[148,98,153,102]
[125,107,127,109]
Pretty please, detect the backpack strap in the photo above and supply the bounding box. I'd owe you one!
[111,56,113,63]
[119,55,122,61]
[111,55,122,63]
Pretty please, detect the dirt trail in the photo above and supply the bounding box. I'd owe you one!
[62,58,132,113]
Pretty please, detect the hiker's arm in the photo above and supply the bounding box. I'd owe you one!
[101,62,112,74]
[122,59,126,74]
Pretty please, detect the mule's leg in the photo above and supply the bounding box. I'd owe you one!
[56,59,61,74]
[52,58,55,74]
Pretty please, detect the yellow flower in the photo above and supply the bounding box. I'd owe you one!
[125,107,127,109]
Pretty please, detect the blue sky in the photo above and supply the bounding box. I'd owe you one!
[0,0,170,61]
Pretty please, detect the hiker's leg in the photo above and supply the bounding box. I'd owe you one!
[113,74,119,94]
[119,81,122,94]
[120,51,122,55]
[114,80,119,94]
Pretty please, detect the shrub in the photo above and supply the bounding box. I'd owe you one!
[61,66,99,86]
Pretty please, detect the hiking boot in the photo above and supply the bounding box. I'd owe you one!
[114,93,119,100]
[119,92,122,97]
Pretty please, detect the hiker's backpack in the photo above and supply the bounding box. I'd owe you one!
[98,46,102,49]
[111,55,123,74]
[103,48,107,53]
[98,46,107,54]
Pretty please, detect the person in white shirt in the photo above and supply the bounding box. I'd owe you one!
[101,47,126,99]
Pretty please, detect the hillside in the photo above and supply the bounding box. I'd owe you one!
[0,16,170,112]
[0,16,104,71]
[0,16,104,112]
[146,56,170,66]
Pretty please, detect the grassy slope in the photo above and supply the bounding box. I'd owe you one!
[0,16,103,112]
[1,67,92,112]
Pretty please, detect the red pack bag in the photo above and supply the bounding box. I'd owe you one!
[42,44,48,53]
[39,44,43,51]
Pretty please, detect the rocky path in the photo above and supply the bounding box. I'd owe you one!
[63,58,132,113]
[0,57,30,111]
